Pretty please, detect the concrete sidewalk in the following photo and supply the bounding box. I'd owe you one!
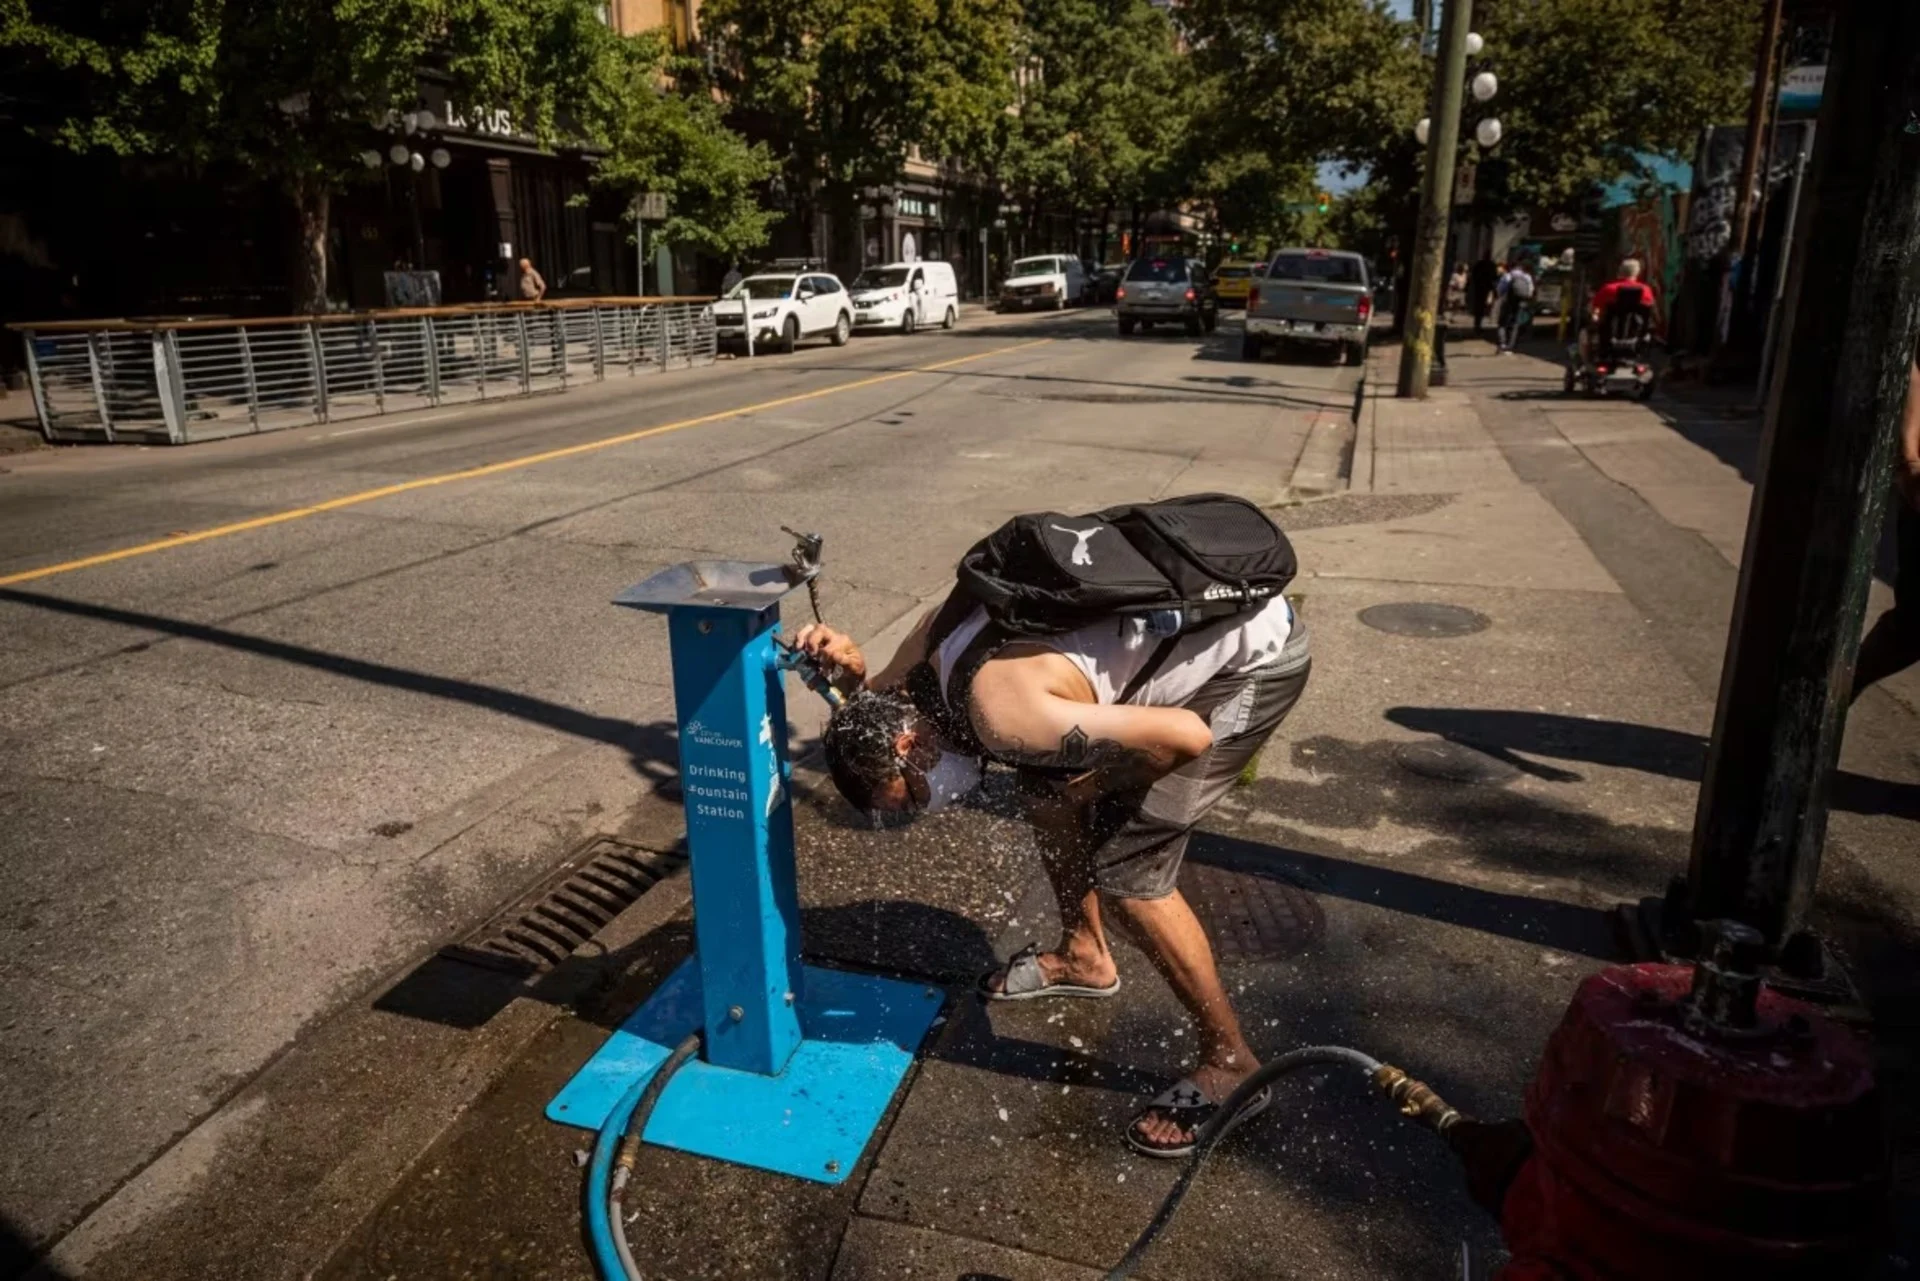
[59,331,1919,1280]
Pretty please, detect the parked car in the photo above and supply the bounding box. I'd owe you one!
[999,255,1087,311]
[545,266,602,299]
[1115,256,1219,337]
[848,261,960,334]
[713,270,854,353]
[1209,258,1263,308]
[1242,247,1372,364]
[1088,262,1127,305]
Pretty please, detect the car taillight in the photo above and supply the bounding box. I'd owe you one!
[1116,285,1126,300]
[1184,287,1196,301]
[1247,286,1260,309]
[1356,294,1373,322]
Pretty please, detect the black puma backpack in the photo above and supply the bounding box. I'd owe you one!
[902,495,1298,762]
[950,492,1296,636]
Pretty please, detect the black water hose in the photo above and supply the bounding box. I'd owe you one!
[590,1032,702,1281]
[1106,1045,1474,1281]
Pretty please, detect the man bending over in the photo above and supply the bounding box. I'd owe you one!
[793,579,1310,1157]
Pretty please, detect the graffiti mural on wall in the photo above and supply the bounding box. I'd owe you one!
[1684,122,1814,262]
[1617,197,1681,333]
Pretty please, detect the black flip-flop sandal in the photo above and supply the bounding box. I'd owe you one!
[978,943,1122,1002]
[1124,1077,1273,1159]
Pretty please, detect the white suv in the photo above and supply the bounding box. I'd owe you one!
[714,271,854,354]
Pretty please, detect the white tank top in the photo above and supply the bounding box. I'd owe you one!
[934,597,1294,709]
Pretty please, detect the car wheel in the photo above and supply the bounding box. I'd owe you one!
[1240,332,1262,362]
[943,306,957,330]
[1118,318,1136,336]
[1636,379,1656,402]
[1203,308,1218,334]
[1053,296,1065,311]
[1345,340,1365,365]
[1562,368,1577,395]
[780,316,799,354]
[900,308,917,336]
[830,311,851,347]
[1185,314,1203,337]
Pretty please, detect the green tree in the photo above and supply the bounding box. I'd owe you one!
[1172,0,1423,251]
[587,40,779,264]
[701,0,1018,272]
[0,0,772,309]
[1465,0,1755,210]
[996,0,1190,256]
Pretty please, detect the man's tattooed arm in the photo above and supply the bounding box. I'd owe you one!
[998,726,1176,795]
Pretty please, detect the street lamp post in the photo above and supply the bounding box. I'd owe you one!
[1397,6,1502,397]
[1396,0,1474,399]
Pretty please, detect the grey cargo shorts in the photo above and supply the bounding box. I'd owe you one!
[1083,620,1311,898]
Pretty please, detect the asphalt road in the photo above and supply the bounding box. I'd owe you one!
[0,305,1361,1255]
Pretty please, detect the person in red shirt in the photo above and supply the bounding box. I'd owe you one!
[1580,258,1656,365]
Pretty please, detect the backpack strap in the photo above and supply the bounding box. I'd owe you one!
[1117,635,1180,706]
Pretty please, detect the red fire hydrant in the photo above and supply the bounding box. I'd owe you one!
[1494,920,1887,1279]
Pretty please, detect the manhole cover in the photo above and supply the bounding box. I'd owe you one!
[1179,861,1326,962]
[1358,602,1491,637]
[1393,739,1521,785]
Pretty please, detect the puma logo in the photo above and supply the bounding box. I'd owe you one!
[1050,524,1102,566]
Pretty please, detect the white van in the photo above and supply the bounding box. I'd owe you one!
[998,254,1087,312]
[848,260,960,334]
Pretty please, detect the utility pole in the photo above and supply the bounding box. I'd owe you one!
[1728,0,1788,273]
[1639,2,1920,972]
[1706,0,1786,364]
[1395,0,1472,400]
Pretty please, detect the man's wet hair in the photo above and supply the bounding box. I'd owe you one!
[822,689,915,811]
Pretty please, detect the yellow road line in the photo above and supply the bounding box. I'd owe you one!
[0,338,1054,589]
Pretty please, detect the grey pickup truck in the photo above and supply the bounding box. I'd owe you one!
[1241,247,1373,364]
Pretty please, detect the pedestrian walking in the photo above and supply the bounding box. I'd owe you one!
[517,257,547,302]
[1447,261,1469,317]
[1468,254,1498,335]
[721,262,744,295]
[1852,345,1920,700]
[1497,260,1535,353]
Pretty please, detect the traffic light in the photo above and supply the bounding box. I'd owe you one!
[1317,190,1332,214]
[1229,240,1241,254]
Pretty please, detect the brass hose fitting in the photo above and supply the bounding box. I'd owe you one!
[1373,1063,1465,1135]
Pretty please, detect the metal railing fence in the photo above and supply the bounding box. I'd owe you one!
[10,297,717,445]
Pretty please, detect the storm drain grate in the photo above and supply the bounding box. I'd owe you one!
[441,837,686,976]
[1180,860,1326,963]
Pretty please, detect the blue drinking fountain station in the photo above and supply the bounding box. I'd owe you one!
[545,544,942,1184]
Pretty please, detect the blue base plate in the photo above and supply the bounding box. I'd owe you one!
[546,957,944,1185]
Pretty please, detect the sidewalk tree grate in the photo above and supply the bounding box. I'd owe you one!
[1358,602,1491,637]
[439,837,686,977]
[1180,860,1326,962]
[1394,739,1522,786]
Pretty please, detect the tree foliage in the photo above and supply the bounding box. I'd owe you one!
[1466,0,1756,210]
[995,0,1189,240]
[1165,0,1422,249]
[0,0,773,306]
[701,0,1017,268]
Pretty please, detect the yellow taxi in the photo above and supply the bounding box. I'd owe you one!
[1210,258,1264,307]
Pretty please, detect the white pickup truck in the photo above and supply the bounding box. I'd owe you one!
[1242,248,1374,365]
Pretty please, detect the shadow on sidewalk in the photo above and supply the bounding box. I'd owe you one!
[1384,706,1920,822]
[1190,833,1621,962]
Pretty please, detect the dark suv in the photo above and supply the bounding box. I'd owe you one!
[1115,256,1219,337]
